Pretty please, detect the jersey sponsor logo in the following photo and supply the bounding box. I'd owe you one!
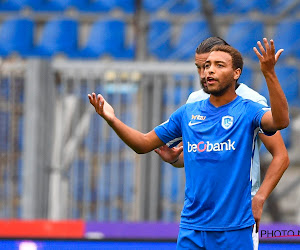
[189,114,206,126]
[191,114,206,120]
[187,140,236,153]
[221,116,234,130]
[188,121,202,126]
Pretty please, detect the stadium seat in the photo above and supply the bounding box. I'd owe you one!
[71,0,115,12]
[143,0,171,13]
[0,0,27,11]
[225,19,264,59]
[143,0,201,14]
[72,0,135,13]
[30,0,74,11]
[0,17,34,57]
[147,19,172,60]
[169,20,211,60]
[208,0,234,14]
[210,0,271,14]
[260,65,300,108]
[169,0,201,14]
[31,17,78,57]
[229,0,270,14]
[212,0,298,15]
[0,0,45,11]
[69,19,134,59]
[273,19,300,59]
[115,0,135,13]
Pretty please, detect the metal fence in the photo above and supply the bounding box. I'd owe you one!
[0,61,25,218]
[51,60,198,221]
[0,59,198,221]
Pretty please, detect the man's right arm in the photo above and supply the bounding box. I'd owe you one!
[88,92,164,154]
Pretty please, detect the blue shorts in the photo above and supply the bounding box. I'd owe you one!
[177,226,253,250]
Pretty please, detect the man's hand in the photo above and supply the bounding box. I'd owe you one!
[253,38,283,74]
[154,145,183,165]
[252,194,265,233]
[88,92,115,123]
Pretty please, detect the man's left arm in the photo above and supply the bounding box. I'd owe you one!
[254,38,289,132]
[252,131,289,232]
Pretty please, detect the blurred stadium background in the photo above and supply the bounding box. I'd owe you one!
[0,0,300,248]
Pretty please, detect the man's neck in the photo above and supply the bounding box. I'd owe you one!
[209,87,237,108]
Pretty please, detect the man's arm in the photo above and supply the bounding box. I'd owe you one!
[254,38,289,131]
[88,93,164,154]
[252,131,289,231]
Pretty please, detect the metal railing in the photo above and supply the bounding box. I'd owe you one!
[1,59,199,221]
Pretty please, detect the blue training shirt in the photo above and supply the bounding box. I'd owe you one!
[154,95,273,231]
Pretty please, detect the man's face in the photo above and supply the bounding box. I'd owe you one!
[204,51,240,96]
[195,52,210,93]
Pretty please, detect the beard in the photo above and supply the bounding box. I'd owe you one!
[207,80,233,97]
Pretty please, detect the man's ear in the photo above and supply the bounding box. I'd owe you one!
[234,68,242,80]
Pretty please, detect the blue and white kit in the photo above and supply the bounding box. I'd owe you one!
[168,83,268,199]
[154,94,273,231]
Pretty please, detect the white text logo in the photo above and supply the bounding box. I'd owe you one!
[187,140,236,153]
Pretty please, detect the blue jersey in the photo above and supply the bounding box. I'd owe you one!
[186,84,268,199]
[154,95,273,231]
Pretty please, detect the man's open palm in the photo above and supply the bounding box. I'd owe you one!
[88,93,115,123]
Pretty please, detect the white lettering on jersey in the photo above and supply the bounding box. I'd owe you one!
[187,140,236,153]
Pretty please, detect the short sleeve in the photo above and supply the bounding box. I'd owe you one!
[251,104,276,136]
[154,105,185,144]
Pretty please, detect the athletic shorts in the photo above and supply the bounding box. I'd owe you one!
[177,226,253,250]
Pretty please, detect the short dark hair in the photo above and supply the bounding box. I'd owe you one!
[195,37,229,54]
[210,45,243,72]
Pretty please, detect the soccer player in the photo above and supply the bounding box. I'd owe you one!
[154,37,289,249]
[88,39,289,249]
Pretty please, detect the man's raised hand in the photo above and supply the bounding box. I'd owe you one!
[253,38,283,74]
[88,93,115,123]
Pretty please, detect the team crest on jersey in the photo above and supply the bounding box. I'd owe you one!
[221,116,234,130]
